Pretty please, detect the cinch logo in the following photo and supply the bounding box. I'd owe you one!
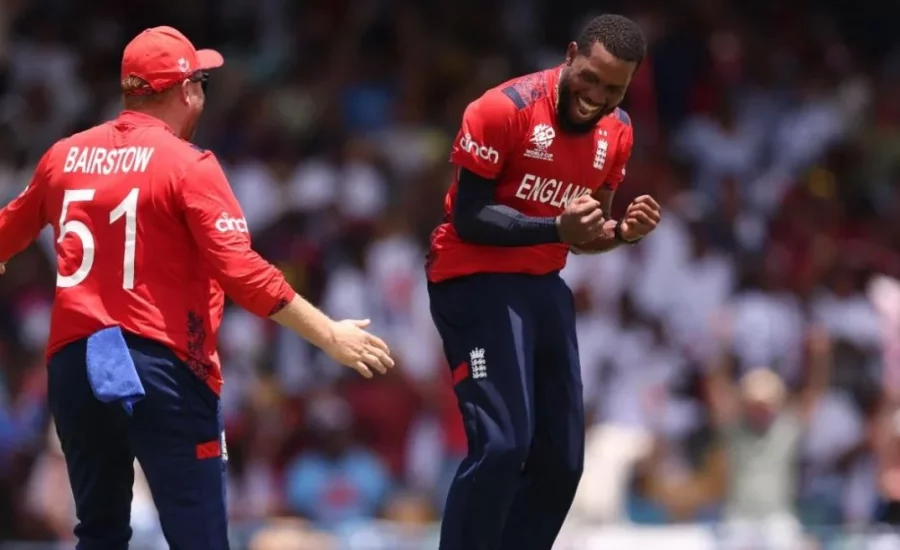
[215,213,249,234]
[459,133,500,164]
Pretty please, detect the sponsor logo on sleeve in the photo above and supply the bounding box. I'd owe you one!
[459,133,500,164]
[215,212,249,234]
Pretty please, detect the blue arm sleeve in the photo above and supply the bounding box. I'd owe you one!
[452,168,561,247]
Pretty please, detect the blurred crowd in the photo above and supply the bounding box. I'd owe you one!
[1,0,899,548]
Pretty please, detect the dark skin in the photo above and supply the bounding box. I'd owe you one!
[554,40,661,252]
[558,41,633,132]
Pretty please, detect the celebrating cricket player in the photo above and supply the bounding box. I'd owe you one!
[0,26,393,550]
[426,14,662,550]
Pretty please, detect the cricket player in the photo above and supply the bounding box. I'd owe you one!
[0,26,393,550]
[426,14,662,550]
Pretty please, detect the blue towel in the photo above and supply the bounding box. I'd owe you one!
[86,326,145,415]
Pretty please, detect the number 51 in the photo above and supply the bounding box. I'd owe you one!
[57,188,139,289]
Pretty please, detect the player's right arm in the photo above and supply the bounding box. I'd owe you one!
[450,93,563,247]
[450,92,604,246]
[180,153,393,377]
[0,148,52,266]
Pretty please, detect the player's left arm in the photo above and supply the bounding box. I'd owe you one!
[0,148,53,272]
[182,155,393,378]
[571,123,661,254]
[180,153,297,318]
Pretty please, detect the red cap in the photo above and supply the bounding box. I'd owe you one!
[121,26,224,94]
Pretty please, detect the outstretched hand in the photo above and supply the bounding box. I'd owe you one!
[323,319,395,379]
[556,194,606,244]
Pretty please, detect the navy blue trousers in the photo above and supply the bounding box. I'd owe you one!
[429,272,585,550]
[47,333,228,550]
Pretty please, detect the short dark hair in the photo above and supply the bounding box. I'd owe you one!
[577,14,647,65]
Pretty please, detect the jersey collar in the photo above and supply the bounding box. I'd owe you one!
[548,64,563,110]
[116,110,175,134]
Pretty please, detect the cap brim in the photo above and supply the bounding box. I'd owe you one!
[196,49,224,70]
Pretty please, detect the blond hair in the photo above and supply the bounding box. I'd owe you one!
[121,75,173,109]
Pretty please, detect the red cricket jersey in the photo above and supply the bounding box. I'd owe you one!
[0,111,295,394]
[426,65,634,282]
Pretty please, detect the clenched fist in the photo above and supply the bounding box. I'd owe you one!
[618,195,661,241]
[556,195,606,244]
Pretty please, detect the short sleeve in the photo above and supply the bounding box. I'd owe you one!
[604,124,634,190]
[449,91,519,179]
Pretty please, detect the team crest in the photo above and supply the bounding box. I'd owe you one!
[593,138,608,170]
[525,124,555,161]
[469,348,487,379]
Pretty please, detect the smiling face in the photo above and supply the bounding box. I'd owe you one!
[557,40,637,134]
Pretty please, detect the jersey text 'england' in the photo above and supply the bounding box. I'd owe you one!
[514,173,591,208]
